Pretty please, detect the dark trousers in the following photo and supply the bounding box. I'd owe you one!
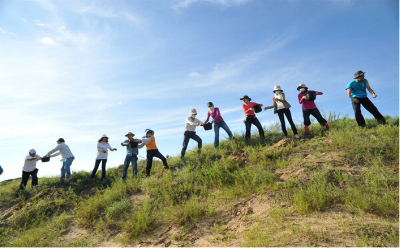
[91,159,107,179]
[352,97,385,127]
[277,108,298,136]
[303,108,327,126]
[20,169,38,188]
[244,117,264,140]
[181,131,202,158]
[147,149,167,171]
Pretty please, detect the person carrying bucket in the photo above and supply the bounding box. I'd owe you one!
[240,95,265,141]
[297,84,329,135]
[121,132,143,179]
[264,85,300,139]
[204,102,234,148]
[181,108,203,159]
[44,138,75,180]
[142,129,169,177]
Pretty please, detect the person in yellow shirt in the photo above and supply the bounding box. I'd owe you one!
[141,129,169,176]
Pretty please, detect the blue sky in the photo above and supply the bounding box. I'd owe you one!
[0,0,398,182]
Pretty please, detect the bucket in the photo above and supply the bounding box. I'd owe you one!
[203,122,212,130]
[306,92,317,101]
[253,104,262,113]
[41,157,50,162]
[129,141,138,148]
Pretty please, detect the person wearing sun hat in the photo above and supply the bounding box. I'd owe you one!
[204,102,234,148]
[181,108,204,159]
[297,84,329,135]
[346,70,386,127]
[264,85,300,139]
[240,95,265,141]
[20,149,48,189]
[90,134,117,180]
[121,132,143,179]
[44,138,75,180]
[141,129,169,177]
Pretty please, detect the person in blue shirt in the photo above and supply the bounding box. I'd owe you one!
[346,70,386,127]
[121,132,143,179]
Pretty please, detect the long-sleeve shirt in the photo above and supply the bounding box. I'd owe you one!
[142,136,158,151]
[298,90,323,110]
[46,143,74,161]
[23,154,42,172]
[242,102,260,118]
[96,142,115,160]
[185,117,202,131]
[121,139,143,156]
[204,107,224,123]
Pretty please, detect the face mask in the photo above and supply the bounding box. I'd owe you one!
[300,88,306,93]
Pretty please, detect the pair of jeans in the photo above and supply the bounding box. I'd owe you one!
[302,108,327,126]
[352,97,385,127]
[91,159,107,179]
[244,116,264,140]
[20,169,39,188]
[122,154,138,179]
[276,108,298,136]
[61,157,73,179]
[213,121,233,148]
[181,131,202,158]
[146,149,168,171]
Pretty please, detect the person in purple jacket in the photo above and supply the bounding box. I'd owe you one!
[297,84,329,136]
[204,102,234,148]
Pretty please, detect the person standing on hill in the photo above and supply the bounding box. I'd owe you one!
[264,86,300,139]
[346,70,386,127]
[44,138,75,180]
[204,102,234,148]
[240,95,265,141]
[90,134,117,180]
[297,84,330,136]
[142,129,169,177]
[121,132,143,179]
[20,149,42,189]
[181,108,203,160]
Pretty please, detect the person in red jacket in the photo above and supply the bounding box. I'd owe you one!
[240,95,265,141]
[297,84,329,136]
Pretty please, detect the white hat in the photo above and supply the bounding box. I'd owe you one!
[297,83,308,91]
[101,134,108,138]
[29,149,36,154]
[273,85,283,92]
[190,108,197,116]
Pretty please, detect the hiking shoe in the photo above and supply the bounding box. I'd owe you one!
[304,131,310,136]
[294,134,300,139]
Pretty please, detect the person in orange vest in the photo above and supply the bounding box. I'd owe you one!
[141,129,169,176]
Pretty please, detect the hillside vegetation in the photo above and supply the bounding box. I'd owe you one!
[0,115,398,247]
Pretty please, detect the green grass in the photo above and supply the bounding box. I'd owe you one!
[0,116,398,246]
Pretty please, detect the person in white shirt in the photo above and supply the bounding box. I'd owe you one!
[181,108,204,160]
[44,138,75,180]
[90,134,117,180]
[20,149,43,189]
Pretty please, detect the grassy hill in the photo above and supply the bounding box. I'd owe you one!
[0,115,398,247]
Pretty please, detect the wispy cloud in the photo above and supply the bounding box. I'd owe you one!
[173,0,252,9]
[35,20,51,27]
[188,72,201,78]
[0,28,16,36]
[39,37,58,45]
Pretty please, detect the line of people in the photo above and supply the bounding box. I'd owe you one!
[16,70,385,188]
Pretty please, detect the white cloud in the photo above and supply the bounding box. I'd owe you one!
[35,20,51,27]
[188,72,201,78]
[0,28,16,36]
[173,0,251,9]
[39,37,58,45]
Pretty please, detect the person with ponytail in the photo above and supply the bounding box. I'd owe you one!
[91,134,117,180]
[204,102,234,148]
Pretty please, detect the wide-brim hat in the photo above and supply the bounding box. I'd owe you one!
[190,108,197,116]
[101,134,108,138]
[29,149,36,154]
[354,70,365,79]
[297,84,308,91]
[145,129,155,136]
[240,95,251,101]
[125,132,135,137]
[273,85,283,92]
